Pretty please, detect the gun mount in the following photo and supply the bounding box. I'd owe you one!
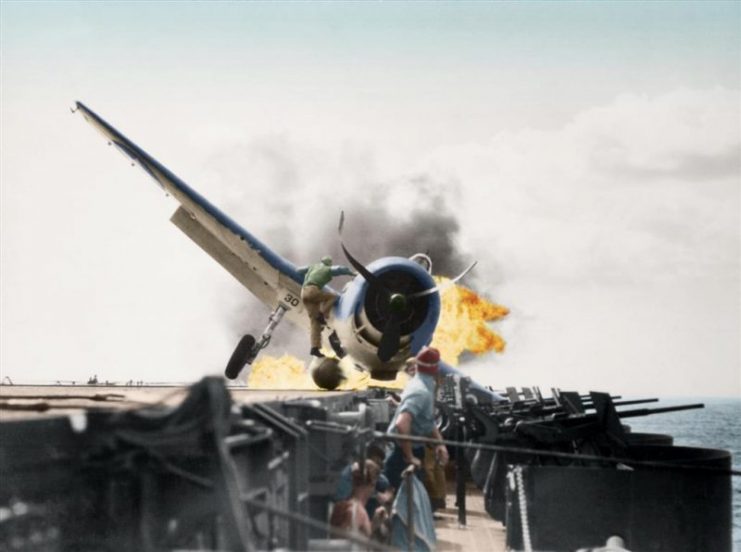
[436,375,732,552]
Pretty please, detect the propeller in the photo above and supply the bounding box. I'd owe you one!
[377,308,403,362]
[341,237,407,361]
[408,260,478,298]
[338,211,476,362]
[340,241,389,296]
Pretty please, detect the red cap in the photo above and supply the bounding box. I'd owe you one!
[415,347,440,375]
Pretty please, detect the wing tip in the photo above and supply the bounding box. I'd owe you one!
[72,101,90,117]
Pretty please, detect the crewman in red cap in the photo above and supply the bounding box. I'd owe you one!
[383,346,449,490]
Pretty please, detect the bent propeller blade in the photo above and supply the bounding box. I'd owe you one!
[409,260,478,299]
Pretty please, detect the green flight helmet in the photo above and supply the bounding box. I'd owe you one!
[321,256,332,266]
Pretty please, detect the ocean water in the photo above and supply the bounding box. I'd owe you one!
[626,397,740,551]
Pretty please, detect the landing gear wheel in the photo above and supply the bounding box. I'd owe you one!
[225,334,256,380]
[311,357,345,390]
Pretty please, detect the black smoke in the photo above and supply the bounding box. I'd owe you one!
[326,193,467,277]
[219,163,470,354]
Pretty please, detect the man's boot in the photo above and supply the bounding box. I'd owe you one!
[328,331,346,359]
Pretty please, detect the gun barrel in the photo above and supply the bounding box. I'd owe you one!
[617,403,704,419]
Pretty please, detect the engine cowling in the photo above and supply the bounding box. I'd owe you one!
[331,257,441,379]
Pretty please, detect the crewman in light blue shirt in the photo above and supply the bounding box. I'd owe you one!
[384,347,449,489]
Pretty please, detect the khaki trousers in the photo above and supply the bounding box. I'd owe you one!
[301,285,338,348]
[423,444,447,510]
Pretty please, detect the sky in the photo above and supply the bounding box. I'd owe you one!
[1,1,739,397]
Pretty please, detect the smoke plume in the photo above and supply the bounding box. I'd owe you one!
[209,141,472,353]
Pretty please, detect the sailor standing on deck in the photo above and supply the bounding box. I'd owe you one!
[296,257,355,358]
[383,346,449,489]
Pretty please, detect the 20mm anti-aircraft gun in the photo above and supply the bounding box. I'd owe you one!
[436,375,732,552]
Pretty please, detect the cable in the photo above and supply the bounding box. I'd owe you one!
[362,429,741,477]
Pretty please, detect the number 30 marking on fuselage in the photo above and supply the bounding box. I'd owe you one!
[283,293,300,308]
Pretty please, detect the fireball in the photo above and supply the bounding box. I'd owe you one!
[430,278,508,366]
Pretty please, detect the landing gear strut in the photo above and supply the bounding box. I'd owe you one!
[225,304,288,380]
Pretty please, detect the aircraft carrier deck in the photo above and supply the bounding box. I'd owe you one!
[1,380,732,551]
[0,384,338,419]
[0,383,507,551]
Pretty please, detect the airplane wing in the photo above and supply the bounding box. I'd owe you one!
[74,102,309,328]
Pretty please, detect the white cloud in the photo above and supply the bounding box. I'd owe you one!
[417,87,740,286]
[410,87,739,396]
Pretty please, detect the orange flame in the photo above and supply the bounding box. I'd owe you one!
[248,355,410,390]
[430,277,508,366]
[247,354,312,389]
[247,280,508,389]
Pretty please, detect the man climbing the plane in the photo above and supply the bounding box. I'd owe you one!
[297,256,355,358]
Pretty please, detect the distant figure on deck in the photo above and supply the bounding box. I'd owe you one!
[296,256,354,358]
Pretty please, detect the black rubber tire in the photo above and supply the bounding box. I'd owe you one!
[224,335,256,379]
[311,357,345,390]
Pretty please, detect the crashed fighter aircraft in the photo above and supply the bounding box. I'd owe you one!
[74,102,489,391]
